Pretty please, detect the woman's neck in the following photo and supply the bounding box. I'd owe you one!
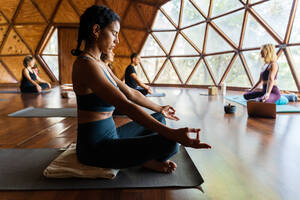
[84,42,101,59]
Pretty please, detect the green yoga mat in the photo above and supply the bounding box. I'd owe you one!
[224,95,300,113]
[0,146,204,190]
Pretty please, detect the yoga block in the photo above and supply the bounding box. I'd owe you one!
[208,86,218,96]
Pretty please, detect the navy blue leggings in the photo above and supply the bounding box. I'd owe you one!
[76,112,179,168]
[20,83,49,93]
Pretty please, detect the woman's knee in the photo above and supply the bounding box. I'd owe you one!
[159,140,179,161]
[151,112,166,124]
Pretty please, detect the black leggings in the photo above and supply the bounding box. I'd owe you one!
[76,112,179,168]
[20,83,49,93]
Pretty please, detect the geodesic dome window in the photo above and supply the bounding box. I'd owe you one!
[138,0,300,92]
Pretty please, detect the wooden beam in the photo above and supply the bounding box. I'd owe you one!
[169,58,183,84]
[30,0,48,23]
[248,7,283,44]
[218,53,238,85]
[36,54,58,82]
[202,57,217,85]
[185,57,201,84]
[239,7,249,49]
[0,59,18,81]
[284,0,298,44]
[209,22,237,49]
[283,47,300,91]
[138,62,151,83]
[178,0,184,28]
[152,58,168,83]
[239,52,254,85]
[0,0,24,53]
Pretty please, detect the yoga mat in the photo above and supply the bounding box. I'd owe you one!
[0,90,51,94]
[0,99,7,101]
[146,93,166,97]
[8,107,77,117]
[0,146,204,190]
[224,95,300,113]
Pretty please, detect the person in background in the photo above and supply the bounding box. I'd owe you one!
[125,53,152,95]
[243,44,280,103]
[20,56,51,93]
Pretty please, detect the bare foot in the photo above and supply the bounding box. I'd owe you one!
[143,160,177,173]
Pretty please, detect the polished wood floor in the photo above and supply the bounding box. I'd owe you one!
[0,86,300,200]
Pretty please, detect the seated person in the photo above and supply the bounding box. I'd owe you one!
[125,53,152,95]
[244,44,280,103]
[71,5,211,173]
[20,56,51,93]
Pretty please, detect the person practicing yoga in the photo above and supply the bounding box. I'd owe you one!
[20,56,51,93]
[71,5,211,173]
[125,53,152,95]
[243,44,280,103]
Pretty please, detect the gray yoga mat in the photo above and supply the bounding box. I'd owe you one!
[0,146,204,190]
[0,90,51,94]
[8,107,77,117]
[146,93,166,97]
[0,99,7,101]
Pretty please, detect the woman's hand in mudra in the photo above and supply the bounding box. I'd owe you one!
[262,93,270,102]
[172,128,211,149]
[161,105,179,121]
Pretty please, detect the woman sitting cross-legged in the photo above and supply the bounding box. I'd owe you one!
[244,44,280,103]
[71,5,211,173]
[20,56,51,93]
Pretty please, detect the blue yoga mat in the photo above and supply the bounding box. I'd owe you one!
[224,95,300,113]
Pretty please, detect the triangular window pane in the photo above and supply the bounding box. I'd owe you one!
[277,52,298,91]
[206,25,233,53]
[182,23,206,52]
[43,29,58,54]
[171,33,198,55]
[42,56,59,80]
[212,0,243,17]
[205,53,234,84]
[140,34,165,56]
[242,50,264,84]
[140,58,166,83]
[225,56,251,87]
[153,31,176,53]
[181,0,205,28]
[188,60,214,85]
[172,57,199,83]
[289,46,300,88]
[193,0,210,17]
[243,14,278,48]
[213,10,244,45]
[152,10,176,30]
[290,3,300,43]
[155,60,181,84]
[135,64,148,83]
[161,0,181,26]
[253,0,293,39]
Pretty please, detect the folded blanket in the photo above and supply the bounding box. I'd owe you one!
[43,144,119,179]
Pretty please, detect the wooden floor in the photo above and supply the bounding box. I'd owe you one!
[0,86,300,200]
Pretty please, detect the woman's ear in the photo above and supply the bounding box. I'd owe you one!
[92,24,101,39]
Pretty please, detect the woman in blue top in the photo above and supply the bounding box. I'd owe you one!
[71,5,210,173]
[20,56,51,93]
